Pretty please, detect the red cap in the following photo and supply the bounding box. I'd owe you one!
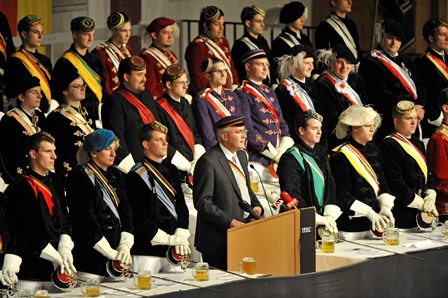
[147,17,175,33]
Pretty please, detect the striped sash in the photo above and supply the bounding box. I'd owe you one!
[425,52,448,82]
[24,175,54,216]
[325,14,358,59]
[58,103,94,136]
[281,78,315,111]
[321,70,362,105]
[104,41,131,71]
[144,46,176,69]
[7,107,38,135]
[198,35,233,84]
[203,88,231,118]
[278,32,301,48]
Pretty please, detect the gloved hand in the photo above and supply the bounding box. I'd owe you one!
[116,232,134,265]
[378,193,396,227]
[422,198,439,216]
[175,245,191,255]
[189,145,206,175]
[173,228,191,255]
[93,237,119,261]
[366,209,388,232]
[0,254,21,286]
[151,229,190,247]
[274,136,294,163]
[40,243,65,272]
[172,151,192,172]
[316,214,338,234]
[261,142,278,160]
[378,206,395,227]
[58,234,76,274]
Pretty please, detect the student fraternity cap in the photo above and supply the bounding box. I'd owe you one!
[335,105,381,139]
[394,100,415,115]
[297,110,323,123]
[291,45,315,59]
[202,6,221,22]
[71,16,95,32]
[150,120,168,135]
[251,5,266,17]
[215,116,245,130]
[242,49,268,64]
[382,19,406,41]
[162,64,185,82]
[18,76,40,95]
[119,56,146,73]
[83,129,116,152]
[18,15,42,33]
[147,17,176,33]
[200,58,214,73]
[107,12,129,29]
[241,6,266,23]
[331,44,357,64]
[51,68,81,96]
[279,2,305,24]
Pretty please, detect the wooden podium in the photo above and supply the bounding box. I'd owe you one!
[227,208,316,277]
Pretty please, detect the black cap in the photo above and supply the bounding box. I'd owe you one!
[17,76,40,95]
[332,44,357,64]
[214,116,245,130]
[291,45,315,59]
[382,19,406,42]
[71,16,95,32]
[51,68,80,96]
[280,2,305,24]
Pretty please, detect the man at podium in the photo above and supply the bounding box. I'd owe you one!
[193,116,263,270]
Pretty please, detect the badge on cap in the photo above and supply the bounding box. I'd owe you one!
[108,12,125,29]
[129,56,146,70]
[165,64,185,81]
[150,120,168,135]
[306,109,323,122]
[395,100,415,114]
[203,6,221,22]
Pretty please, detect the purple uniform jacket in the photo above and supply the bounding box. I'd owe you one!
[235,80,289,166]
[192,87,241,150]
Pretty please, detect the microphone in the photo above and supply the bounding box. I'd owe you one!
[280,191,299,210]
[266,191,284,211]
[238,200,260,220]
[250,164,274,216]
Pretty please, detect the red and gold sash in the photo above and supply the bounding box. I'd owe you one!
[228,160,246,181]
[157,97,195,154]
[0,33,7,60]
[143,161,176,197]
[204,88,231,118]
[24,175,54,216]
[116,87,155,125]
[425,52,448,82]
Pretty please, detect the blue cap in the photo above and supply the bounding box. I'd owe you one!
[83,129,115,152]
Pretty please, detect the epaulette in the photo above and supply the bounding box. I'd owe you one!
[130,162,145,175]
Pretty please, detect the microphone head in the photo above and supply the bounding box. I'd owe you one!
[280,191,293,203]
[266,191,280,204]
[238,200,252,212]
[250,164,255,169]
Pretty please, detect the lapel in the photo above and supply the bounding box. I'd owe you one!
[216,146,243,200]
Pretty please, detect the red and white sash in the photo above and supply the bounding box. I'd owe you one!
[144,46,177,69]
[197,35,233,83]
[281,78,314,111]
[321,70,362,105]
[104,41,131,71]
[203,88,231,118]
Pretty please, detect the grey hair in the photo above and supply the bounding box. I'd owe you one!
[217,126,232,142]
[275,52,305,83]
[139,22,180,48]
[316,48,335,69]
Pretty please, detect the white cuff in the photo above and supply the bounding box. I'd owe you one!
[193,144,206,161]
[172,151,192,172]
[58,234,74,250]
[119,232,134,249]
[2,254,22,272]
[261,142,278,160]
[40,243,60,262]
[425,189,437,203]
[116,154,135,174]
[350,200,373,217]
[407,194,424,210]
[151,229,169,246]
[323,204,343,220]
[315,213,325,226]
[93,237,118,260]
[377,193,395,209]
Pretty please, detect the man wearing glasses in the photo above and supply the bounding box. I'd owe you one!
[193,57,242,150]
[47,68,95,179]
[157,65,205,177]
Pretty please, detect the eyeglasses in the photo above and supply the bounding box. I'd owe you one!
[211,69,229,74]
[68,84,87,90]
[173,81,190,87]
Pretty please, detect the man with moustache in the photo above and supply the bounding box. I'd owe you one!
[5,132,75,291]
[315,0,363,68]
[126,122,190,273]
[271,1,312,85]
[157,65,204,176]
[47,68,95,178]
[415,19,448,137]
[315,44,368,150]
[92,12,133,95]
[330,105,395,237]
[0,77,47,184]
[359,20,426,141]
[66,129,133,281]
[381,101,437,228]
[185,6,239,97]
[194,116,263,270]
[232,5,270,85]
[236,49,293,182]
[53,17,106,125]
[5,15,52,112]
[102,56,163,171]
[193,57,242,150]
[141,17,180,99]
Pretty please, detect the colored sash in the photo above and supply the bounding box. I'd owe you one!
[321,70,362,105]
[116,87,155,125]
[228,160,246,181]
[24,175,54,216]
[157,97,195,154]
[386,132,427,183]
[7,107,38,135]
[203,88,231,118]
[11,50,51,103]
[85,163,120,221]
[278,32,301,48]
[333,144,380,195]
[59,103,94,136]
[281,78,315,111]
[104,40,130,71]
[197,35,233,84]
[325,14,358,59]
[62,50,103,103]
[436,123,448,140]
[371,50,417,100]
[425,52,448,82]
[0,33,6,61]
[145,46,177,69]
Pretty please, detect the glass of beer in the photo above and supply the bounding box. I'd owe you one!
[80,276,100,297]
[133,271,152,290]
[249,171,259,193]
[317,233,335,253]
[34,290,49,298]
[442,220,448,238]
[239,257,256,275]
[382,227,400,246]
[192,262,209,281]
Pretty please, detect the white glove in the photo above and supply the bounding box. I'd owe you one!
[58,234,76,274]
[316,214,337,234]
[93,237,119,260]
[318,204,343,233]
[171,151,192,172]
[151,229,189,247]
[189,144,206,175]
[0,254,21,286]
[261,142,278,160]
[40,243,65,272]
[351,200,388,232]
[173,228,191,255]
[116,232,134,265]
[424,189,437,204]
[378,193,396,227]
[274,136,294,163]
[408,194,439,216]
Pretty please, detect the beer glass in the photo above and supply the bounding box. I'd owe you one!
[239,257,256,275]
[192,262,209,281]
[133,271,152,290]
[317,233,335,253]
[80,276,100,297]
[382,227,400,246]
[34,290,49,298]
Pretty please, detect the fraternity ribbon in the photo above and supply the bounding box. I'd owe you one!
[197,35,233,84]
[144,46,177,69]
[425,52,448,82]
[203,88,231,118]
[325,14,358,59]
[371,50,417,100]
[59,103,94,136]
[62,50,103,103]
[386,132,427,183]
[289,147,325,207]
[24,175,54,216]
[281,78,315,111]
[228,160,246,181]
[116,87,155,124]
[104,40,131,71]
[7,107,38,135]
[0,33,7,61]
[11,49,51,103]
[333,144,380,195]
[157,97,195,154]
[321,70,362,105]
[278,32,301,48]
